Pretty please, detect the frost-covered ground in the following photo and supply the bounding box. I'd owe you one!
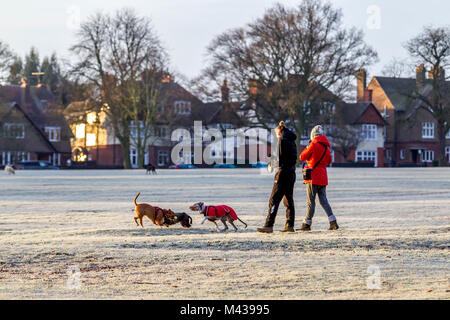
[0,168,448,299]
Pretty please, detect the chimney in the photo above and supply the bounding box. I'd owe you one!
[363,89,373,102]
[248,79,258,99]
[20,77,28,88]
[428,65,445,81]
[416,64,426,88]
[221,79,230,103]
[356,69,367,102]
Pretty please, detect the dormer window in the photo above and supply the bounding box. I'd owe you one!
[174,101,191,115]
[45,126,61,142]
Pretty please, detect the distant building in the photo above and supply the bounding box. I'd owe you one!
[360,67,450,166]
[0,79,72,167]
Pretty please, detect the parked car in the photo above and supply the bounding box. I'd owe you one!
[15,161,60,170]
[213,163,237,168]
[251,161,269,168]
[169,163,197,169]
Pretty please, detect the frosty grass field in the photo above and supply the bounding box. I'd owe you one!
[0,167,449,299]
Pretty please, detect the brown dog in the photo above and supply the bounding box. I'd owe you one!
[133,193,167,227]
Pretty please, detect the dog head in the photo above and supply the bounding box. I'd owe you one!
[189,202,204,213]
[177,212,192,228]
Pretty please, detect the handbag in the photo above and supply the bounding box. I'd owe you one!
[302,144,328,181]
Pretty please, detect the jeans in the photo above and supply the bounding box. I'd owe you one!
[265,166,296,228]
[305,183,335,224]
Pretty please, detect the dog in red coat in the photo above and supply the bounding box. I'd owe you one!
[189,202,248,232]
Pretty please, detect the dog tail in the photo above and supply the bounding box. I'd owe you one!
[237,217,248,229]
[134,192,140,206]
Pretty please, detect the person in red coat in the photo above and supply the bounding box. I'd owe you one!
[298,125,338,231]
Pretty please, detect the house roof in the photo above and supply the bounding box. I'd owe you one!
[338,102,386,125]
[0,84,72,153]
[372,76,450,112]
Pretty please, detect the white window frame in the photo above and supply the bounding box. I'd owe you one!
[174,101,192,115]
[400,149,405,160]
[421,150,434,163]
[446,130,450,139]
[360,124,377,141]
[130,148,138,168]
[45,126,61,142]
[446,146,450,163]
[3,123,25,139]
[422,122,434,139]
[356,150,376,162]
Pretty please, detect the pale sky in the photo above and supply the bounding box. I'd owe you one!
[0,0,449,80]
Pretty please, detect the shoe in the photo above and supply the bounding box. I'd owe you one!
[280,226,295,233]
[256,226,273,233]
[329,221,339,230]
[296,223,311,231]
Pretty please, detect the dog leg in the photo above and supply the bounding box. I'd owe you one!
[139,217,144,227]
[212,220,222,232]
[134,217,139,226]
[220,220,229,232]
[201,217,208,225]
[229,220,238,231]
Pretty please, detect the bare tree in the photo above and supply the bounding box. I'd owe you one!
[381,57,414,78]
[0,40,14,83]
[70,8,168,169]
[327,125,361,162]
[405,26,450,166]
[199,0,378,147]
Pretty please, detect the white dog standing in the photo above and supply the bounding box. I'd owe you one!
[4,165,15,175]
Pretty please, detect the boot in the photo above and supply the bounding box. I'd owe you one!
[329,221,339,230]
[280,225,295,233]
[256,226,273,233]
[296,223,311,231]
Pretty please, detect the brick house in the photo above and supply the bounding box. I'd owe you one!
[359,67,450,166]
[66,77,217,168]
[0,80,72,167]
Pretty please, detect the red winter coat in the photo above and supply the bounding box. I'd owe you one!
[203,205,238,220]
[299,135,332,186]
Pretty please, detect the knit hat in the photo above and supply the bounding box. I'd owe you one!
[310,125,324,141]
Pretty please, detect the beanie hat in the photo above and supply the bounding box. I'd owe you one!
[310,125,324,141]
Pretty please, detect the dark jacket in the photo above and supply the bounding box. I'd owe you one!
[278,128,298,169]
[299,135,332,186]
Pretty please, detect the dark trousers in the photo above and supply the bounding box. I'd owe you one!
[305,183,334,223]
[265,167,296,228]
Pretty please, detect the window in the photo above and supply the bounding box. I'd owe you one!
[155,126,168,138]
[446,147,450,163]
[400,149,405,160]
[360,124,377,141]
[446,130,450,139]
[174,101,191,115]
[422,122,434,139]
[86,133,96,146]
[45,127,61,142]
[422,150,434,162]
[356,150,376,162]
[130,149,137,167]
[75,124,85,139]
[3,123,25,139]
[385,149,391,160]
[157,150,169,167]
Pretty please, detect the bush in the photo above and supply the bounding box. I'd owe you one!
[432,160,439,167]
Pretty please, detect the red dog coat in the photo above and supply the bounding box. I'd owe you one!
[202,205,238,221]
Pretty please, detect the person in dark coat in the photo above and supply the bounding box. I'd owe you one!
[298,125,338,231]
[257,121,297,233]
